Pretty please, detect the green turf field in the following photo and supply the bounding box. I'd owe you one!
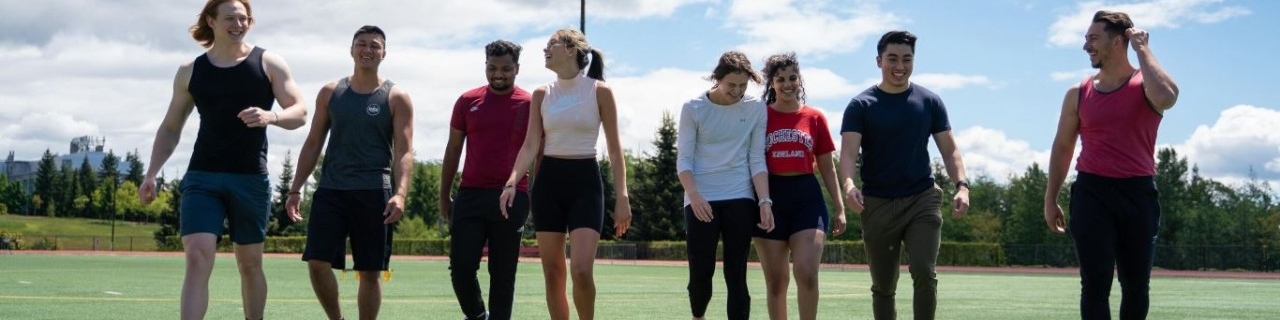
[0,254,1276,319]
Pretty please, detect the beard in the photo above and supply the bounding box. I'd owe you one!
[488,81,512,92]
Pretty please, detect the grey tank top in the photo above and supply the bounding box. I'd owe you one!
[318,77,395,190]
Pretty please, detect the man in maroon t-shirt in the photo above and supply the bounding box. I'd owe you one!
[1044,11,1179,320]
[441,39,532,320]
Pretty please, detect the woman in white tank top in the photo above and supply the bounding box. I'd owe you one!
[499,28,632,320]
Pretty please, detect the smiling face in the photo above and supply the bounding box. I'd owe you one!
[350,33,385,69]
[770,65,802,103]
[543,35,574,70]
[206,1,251,44]
[1083,22,1120,69]
[486,53,519,93]
[712,72,752,102]
[876,43,914,91]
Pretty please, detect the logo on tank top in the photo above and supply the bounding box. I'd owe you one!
[366,104,381,116]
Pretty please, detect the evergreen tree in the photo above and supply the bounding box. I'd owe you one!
[34,149,57,215]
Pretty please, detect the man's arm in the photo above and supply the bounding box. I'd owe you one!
[838,132,864,212]
[1128,29,1179,111]
[439,103,466,222]
[933,130,970,217]
[384,87,415,224]
[288,83,336,194]
[1044,85,1082,233]
[140,63,197,205]
[262,51,307,129]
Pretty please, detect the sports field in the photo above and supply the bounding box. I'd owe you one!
[1,253,1276,319]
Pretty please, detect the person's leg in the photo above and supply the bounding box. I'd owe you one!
[180,233,219,320]
[789,229,825,320]
[449,189,491,319]
[720,199,757,320]
[1115,179,1160,320]
[537,232,570,320]
[860,195,908,320]
[901,187,943,320]
[302,188,350,320]
[349,189,394,320]
[233,243,267,320]
[684,205,720,319]
[226,173,272,320]
[308,259,344,320]
[356,270,382,320]
[487,190,530,320]
[568,228,601,320]
[177,172,225,320]
[754,237,791,320]
[1070,175,1120,320]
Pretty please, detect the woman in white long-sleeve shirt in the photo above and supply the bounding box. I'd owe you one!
[676,50,775,320]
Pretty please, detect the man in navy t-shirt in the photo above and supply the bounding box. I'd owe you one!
[838,30,971,320]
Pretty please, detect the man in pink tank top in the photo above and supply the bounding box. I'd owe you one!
[1043,10,1180,320]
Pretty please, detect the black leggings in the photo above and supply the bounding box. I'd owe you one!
[685,198,757,320]
[1069,172,1161,320]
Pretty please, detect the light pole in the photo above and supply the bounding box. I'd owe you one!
[580,0,585,34]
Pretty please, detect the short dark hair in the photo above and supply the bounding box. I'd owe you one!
[485,40,522,64]
[876,30,917,56]
[1092,10,1134,39]
[708,51,761,83]
[352,25,386,43]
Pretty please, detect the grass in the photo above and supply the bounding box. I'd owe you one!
[0,254,1276,319]
[0,215,159,251]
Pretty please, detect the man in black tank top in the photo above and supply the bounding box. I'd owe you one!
[138,1,308,320]
[285,25,414,320]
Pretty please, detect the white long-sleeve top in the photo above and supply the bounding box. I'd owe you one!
[676,92,767,205]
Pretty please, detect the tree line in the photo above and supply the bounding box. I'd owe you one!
[2,112,1277,269]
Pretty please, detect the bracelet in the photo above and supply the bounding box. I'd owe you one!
[503,185,516,190]
[271,110,280,124]
[758,198,773,207]
[287,191,301,195]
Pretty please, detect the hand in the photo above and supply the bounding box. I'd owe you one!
[238,106,275,128]
[687,192,714,222]
[383,194,405,224]
[1044,201,1067,233]
[286,193,304,222]
[498,187,516,219]
[757,205,775,232]
[438,195,452,223]
[952,188,970,218]
[831,206,848,237]
[1126,28,1149,51]
[139,175,158,205]
[845,187,865,213]
[613,197,633,238]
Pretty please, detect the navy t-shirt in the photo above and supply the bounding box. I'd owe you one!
[840,84,950,198]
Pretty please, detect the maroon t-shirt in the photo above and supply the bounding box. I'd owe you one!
[450,86,532,191]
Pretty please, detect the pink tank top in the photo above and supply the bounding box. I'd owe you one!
[1075,71,1162,178]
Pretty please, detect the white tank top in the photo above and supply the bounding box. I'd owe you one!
[541,74,601,156]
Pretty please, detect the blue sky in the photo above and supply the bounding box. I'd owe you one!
[1,0,1277,186]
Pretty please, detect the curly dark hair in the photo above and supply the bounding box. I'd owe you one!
[761,52,805,105]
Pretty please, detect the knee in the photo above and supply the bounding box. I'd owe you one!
[764,275,789,295]
[358,271,381,285]
[569,263,593,283]
[307,260,331,274]
[793,269,819,291]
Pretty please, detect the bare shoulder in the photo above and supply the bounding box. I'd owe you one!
[594,80,614,93]
[318,81,339,95]
[532,85,549,97]
[389,85,413,105]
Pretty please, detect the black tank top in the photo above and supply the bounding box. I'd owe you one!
[187,46,275,174]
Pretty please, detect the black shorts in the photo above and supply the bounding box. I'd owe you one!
[301,188,394,271]
[756,174,829,240]
[531,156,604,233]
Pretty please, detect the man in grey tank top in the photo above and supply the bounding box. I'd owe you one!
[285,25,415,320]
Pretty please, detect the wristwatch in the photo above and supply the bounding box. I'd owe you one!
[758,198,773,207]
[954,180,970,190]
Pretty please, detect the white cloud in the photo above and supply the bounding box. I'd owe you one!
[1047,0,1250,47]
[727,0,902,58]
[1172,105,1280,181]
[1050,68,1095,82]
[951,126,1058,181]
[911,74,994,92]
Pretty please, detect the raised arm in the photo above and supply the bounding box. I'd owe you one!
[140,63,196,205]
[1044,85,1082,233]
[598,82,632,237]
[1127,29,1179,111]
[284,83,335,221]
[262,51,308,129]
